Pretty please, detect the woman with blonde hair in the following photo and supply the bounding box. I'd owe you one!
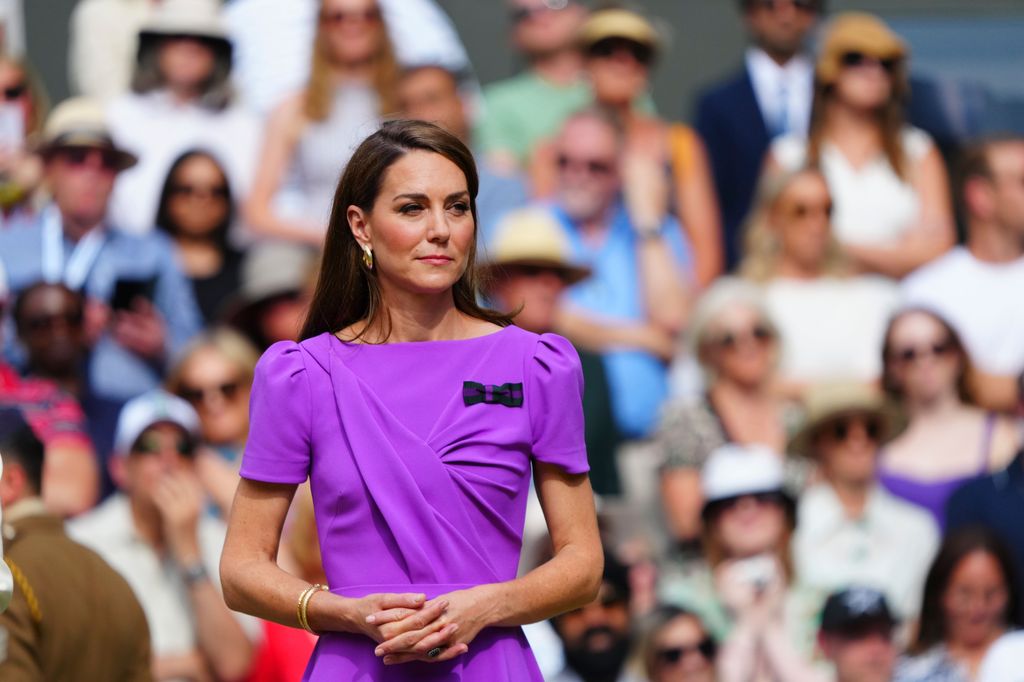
[0,53,48,222]
[765,12,953,279]
[245,0,398,245]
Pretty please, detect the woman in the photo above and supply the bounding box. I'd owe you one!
[155,150,244,324]
[656,277,803,548]
[166,326,259,516]
[741,168,900,388]
[530,7,722,285]
[220,120,602,680]
[0,53,47,223]
[642,605,717,682]
[878,309,1020,530]
[765,12,953,279]
[245,0,397,245]
[895,527,1022,681]
[106,0,260,234]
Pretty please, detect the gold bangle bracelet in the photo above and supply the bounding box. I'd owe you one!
[298,583,328,634]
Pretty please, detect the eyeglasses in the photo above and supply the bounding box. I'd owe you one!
[58,147,121,173]
[656,637,717,665]
[1,82,26,101]
[710,324,774,351]
[784,200,833,220]
[23,310,84,333]
[888,339,955,366]
[556,154,615,177]
[319,7,381,25]
[840,51,900,74]
[509,1,570,24]
[823,416,884,443]
[588,38,654,67]
[751,0,819,13]
[132,431,195,458]
[169,183,229,201]
[178,380,242,407]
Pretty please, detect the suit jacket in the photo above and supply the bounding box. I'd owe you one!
[695,65,771,271]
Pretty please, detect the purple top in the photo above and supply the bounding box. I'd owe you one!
[240,326,589,681]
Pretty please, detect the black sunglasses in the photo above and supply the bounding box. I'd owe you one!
[59,146,121,172]
[1,82,26,101]
[169,183,229,200]
[556,154,615,177]
[656,637,717,664]
[751,0,819,12]
[707,491,786,518]
[178,380,242,407]
[132,431,196,458]
[841,51,900,74]
[889,339,955,365]
[319,8,381,25]
[824,416,883,443]
[588,38,654,66]
[711,324,774,351]
[23,310,84,333]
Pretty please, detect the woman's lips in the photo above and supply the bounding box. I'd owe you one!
[417,256,453,265]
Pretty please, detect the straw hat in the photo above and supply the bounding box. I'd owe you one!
[139,0,230,46]
[481,209,591,285]
[35,97,138,171]
[577,8,662,56]
[788,382,907,458]
[816,12,908,85]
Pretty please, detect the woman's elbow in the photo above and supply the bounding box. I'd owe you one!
[219,556,246,612]
[577,547,604,606]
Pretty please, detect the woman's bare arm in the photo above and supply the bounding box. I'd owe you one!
[674,134,724,287]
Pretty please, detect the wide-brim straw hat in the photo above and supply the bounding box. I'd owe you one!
[139,0,231,47]
[480,208,591,286]
[577,8,663,58]
[35,97,138,171]
[788,382,907,459]
[817,12,908,85]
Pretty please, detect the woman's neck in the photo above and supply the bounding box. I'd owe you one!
[711,378,771,404]
[905,389,962,420]
[828,475,871,518]
[362,287,466,343]
[331,58,375,83]
[824,100,883,155]
[175,236,224,278]
[531,49,583,87]
[774,255,824,280]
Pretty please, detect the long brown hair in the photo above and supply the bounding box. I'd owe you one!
[305,0,399,122]
[300,119,513,342]
[881,307,974,404]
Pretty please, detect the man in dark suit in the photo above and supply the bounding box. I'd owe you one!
[695,0,822,270]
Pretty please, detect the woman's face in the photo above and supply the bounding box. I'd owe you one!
[351,149,475,300]
[166,155,230,239]
[771,172,833,271]
[175,345,251,446]
[832,51,897,112]
[704,304,776,388]
[650,614,716,682]
[0,61,31,135]
[886,312,961,405]
[158,36,217,92]
[941,550,1009,649]
[586,38,651,107]
[715,494,787,559]
[320,0,384,66]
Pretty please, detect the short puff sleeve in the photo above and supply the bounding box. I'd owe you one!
[239,341,312,484]
[526,333,589,474]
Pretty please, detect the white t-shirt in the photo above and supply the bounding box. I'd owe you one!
[978,631,1024,682]
[902,246,1024,376]
[771,127,933,247]
[745,48,813,138]
[765,275,900,384]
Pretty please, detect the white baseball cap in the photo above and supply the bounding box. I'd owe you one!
[701,443,788,507]
[113,389,200,456]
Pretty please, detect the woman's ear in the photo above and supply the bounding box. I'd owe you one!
[348,205,371,248]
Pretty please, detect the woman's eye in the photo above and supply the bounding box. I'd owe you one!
[399,204,422,214]
[449,202,469,215]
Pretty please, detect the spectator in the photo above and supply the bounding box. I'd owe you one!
[741,168,900,387]
[67,0,158,101]
[818,587,899,682]
[878,308,1020,529]
[396,64,529,241]
[68,389,256,681]
[766,12,954,279]
[656,278,805,548]
[225,242,315,351]
[0,54,48,224]
[789,382,938,622]
[641,605,717,682]
[549,550,640,682]
[166,327,259,516]
[106,0,261,235]
[476,0,589,171]
[895,527,1023,682]
[0,407,152,680]
[245,0,396,245]
[154,149,244,325]
[531,7,723,286]
[902,135,1024,397]
[695,0,820,270]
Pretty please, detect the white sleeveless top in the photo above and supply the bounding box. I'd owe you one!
[771,127,933,247]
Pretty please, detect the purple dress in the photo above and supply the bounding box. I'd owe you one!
[240,326,589,681]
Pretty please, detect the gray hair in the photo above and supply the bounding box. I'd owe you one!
[687,276,776,366]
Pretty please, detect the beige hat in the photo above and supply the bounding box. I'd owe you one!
[577,8,662,56]
[481,209,591,286]
[36,97,138,170]
[817,12,908,85]
[788,382,907,458]
[139,0,230,44]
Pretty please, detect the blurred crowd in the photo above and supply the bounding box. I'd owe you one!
[0,0,1023,680]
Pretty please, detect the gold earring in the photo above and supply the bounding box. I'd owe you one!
[361,244,373,270]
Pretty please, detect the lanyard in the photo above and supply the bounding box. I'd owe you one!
[40,205,107,291]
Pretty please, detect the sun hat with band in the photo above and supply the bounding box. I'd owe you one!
[816,12,908,86]
[577,7,663,61]
[480,208,591,286]
[113,389,200,456]
[35,97,138,171]
[788,382,906,459]
[700,443,795,521]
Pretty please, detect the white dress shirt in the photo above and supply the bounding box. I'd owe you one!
[745,47,814,138]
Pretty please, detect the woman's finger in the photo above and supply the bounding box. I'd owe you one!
[371,592,426,612]
[410,623,460,656]
[370,598,447,633]
[366,607,418,627]
[374,616,448,658]
[382,643,469,666]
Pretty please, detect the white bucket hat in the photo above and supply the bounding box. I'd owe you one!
[700,443,793,519]
[114,389,200,456]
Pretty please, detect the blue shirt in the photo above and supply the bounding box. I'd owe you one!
[550,202,691,438]
[0,213,202,403]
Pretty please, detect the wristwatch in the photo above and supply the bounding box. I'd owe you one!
[635,222,664,240]
[181,561,209,587]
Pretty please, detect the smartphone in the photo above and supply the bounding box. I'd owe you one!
[110,277,156,312]
[733,555,778,594]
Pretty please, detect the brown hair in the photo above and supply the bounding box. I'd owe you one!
[131,36,234,111]
[702,501,796,583]
[300,119,513,342]
[880,307,974,404]
[956,134,1024,215]
[165,327,260,397]
[0,54,49,136]
[305,0,399,122]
